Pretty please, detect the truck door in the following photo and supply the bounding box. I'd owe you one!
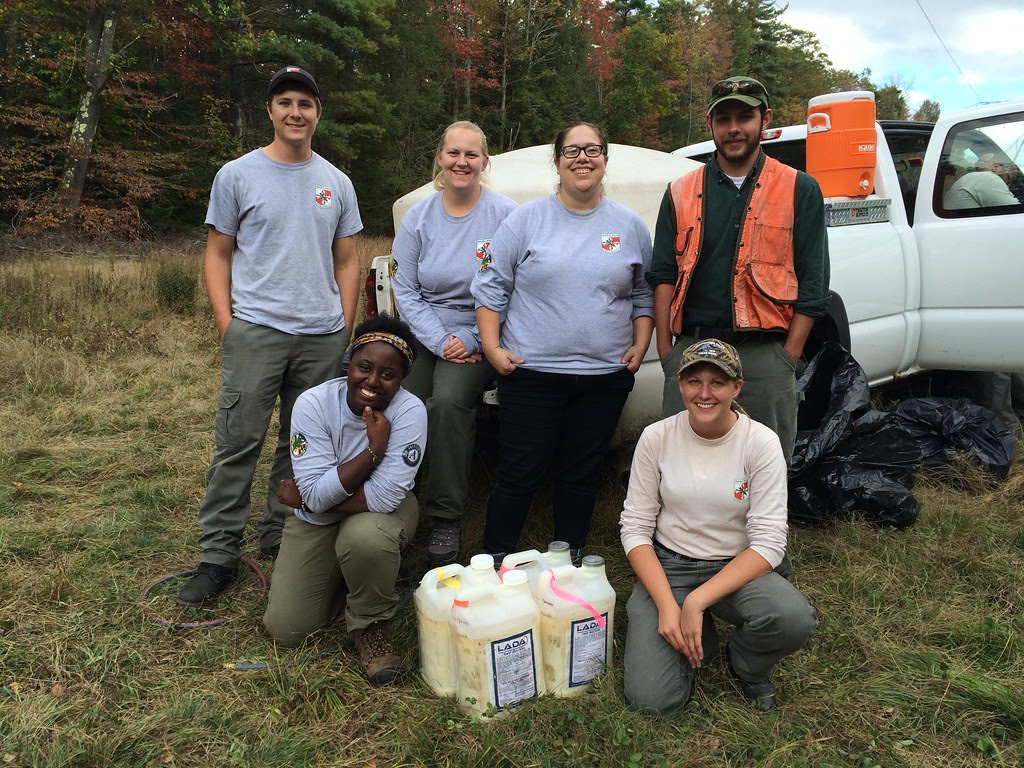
[912,103,1024,371]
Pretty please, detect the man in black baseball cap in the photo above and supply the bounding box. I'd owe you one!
[179,61,363,607]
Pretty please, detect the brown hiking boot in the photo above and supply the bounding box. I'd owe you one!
[354,621,402,687]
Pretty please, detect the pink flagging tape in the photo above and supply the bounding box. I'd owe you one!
[546,569,606,628]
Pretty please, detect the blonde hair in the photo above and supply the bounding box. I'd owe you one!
[432,120,491,191]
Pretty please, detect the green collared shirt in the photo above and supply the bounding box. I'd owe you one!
[647,150,831,327]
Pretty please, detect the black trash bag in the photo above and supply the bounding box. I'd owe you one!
[790,343,1016,528]
[888,397,1017,478]
[788,458,919,529]
[790,342,872,474]
[789,343,919,529]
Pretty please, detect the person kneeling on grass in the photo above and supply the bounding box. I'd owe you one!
[263,316,426,687]
[619,338,817,714]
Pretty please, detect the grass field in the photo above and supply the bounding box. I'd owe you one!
[1,241,1022,768]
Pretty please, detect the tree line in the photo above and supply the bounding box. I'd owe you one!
[0,0,940,239]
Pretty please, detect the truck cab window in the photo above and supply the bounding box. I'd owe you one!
[880,122,933,225]
[935,114,1024,218]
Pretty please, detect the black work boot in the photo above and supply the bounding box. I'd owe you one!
[426,517,461,566]
[177,562,237,606]
[725,642,777,710]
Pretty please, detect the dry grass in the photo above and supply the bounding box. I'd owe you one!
[1,248,1022,767]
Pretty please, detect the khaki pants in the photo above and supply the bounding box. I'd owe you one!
[262,493,419,646]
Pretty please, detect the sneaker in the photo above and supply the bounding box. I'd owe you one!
[354,621,402,686]
[569,548,583,568]
[258,544,280,561]
[177,562,237,606]
[725,643,777,711]
[426,518,461,566]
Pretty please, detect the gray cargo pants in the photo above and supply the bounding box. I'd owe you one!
[196,318,348,566]
[623,544,817,716]
[402,339,496,521]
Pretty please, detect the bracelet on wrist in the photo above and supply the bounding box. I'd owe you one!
[366,445,381,464]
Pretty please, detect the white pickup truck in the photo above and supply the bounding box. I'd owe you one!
[367,99,1024,432]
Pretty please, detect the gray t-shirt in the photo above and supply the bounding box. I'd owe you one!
[943,171,1018,209]
[289,379,427,523]
[471,194,654,374]
[392,188,517,357]
[205,149,363,335]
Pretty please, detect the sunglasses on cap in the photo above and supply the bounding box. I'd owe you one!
[710,78,767,99]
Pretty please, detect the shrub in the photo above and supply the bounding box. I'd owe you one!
[155,261,197,315]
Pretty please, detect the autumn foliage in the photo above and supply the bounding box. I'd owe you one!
[1,0,902,239]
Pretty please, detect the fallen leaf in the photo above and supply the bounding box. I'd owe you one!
[50,683,65,697]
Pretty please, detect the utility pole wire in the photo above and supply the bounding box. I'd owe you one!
[913,0,983,104]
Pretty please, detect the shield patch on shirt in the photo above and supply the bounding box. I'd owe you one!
[601,234,620,252]
[734,480,749,501]
[315,186,333,208]
[291,433,308,457]
[476,239,492,271]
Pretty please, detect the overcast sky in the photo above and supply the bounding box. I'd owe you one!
[778,0,1024,115]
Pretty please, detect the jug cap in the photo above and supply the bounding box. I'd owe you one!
[469,553,495,570]
[503,569,528,586]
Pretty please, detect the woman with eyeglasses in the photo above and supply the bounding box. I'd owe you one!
[391,121,517,567]
[471,121,654,564]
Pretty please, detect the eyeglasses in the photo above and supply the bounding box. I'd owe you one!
[559,144,606,159]
[710,78,766,100]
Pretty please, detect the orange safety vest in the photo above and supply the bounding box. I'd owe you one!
[668,156,799,335]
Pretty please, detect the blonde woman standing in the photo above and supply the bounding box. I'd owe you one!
[392,121,516,565]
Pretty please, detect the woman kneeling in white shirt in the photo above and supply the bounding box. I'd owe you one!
[619,338,816,714]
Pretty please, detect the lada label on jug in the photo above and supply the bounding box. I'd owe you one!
[569,612,609,687]
[490,629,539,709]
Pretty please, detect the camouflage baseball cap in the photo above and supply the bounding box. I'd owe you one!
[677,338,743,379]
[707,76,769,115]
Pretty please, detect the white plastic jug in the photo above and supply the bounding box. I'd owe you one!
[449,569,545,717]
[535,555,616,696]
[499,541,573,589]
[414,563,466,697]
[464,553,501,587]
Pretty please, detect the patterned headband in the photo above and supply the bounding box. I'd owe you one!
[352,332,415,365]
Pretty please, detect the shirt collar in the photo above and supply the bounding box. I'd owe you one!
[709,147,765,185]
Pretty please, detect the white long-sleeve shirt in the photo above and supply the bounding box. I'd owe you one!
[619,412,788,568]
[289,379,426,524]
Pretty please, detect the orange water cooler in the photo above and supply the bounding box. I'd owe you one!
[807,91,877,197]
